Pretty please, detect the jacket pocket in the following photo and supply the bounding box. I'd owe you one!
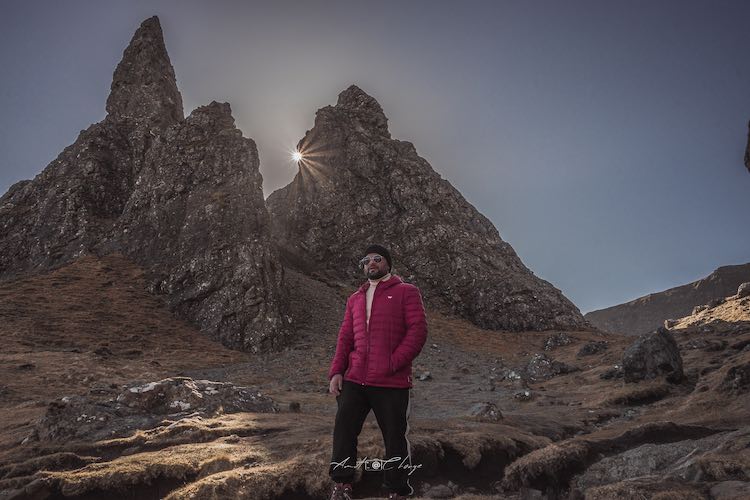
[346,351,356,376]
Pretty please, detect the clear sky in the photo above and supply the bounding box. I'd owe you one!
[1,1,749,313]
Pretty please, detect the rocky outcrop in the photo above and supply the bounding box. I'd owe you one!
[574,427,750,495]
[501,422,720,494]
[105,17,184,130]
[109,101,288,351]
[585,263,750,335]
[469,401,503,422]
[622,327,683,383]
[267,85,585,331]
[36,377,277,442]
[0,17,183,280]
[720,362,750,395]
[523,353,579,381]
[669,282,750,333]
[577,341,608,357]
[0,17,288,352]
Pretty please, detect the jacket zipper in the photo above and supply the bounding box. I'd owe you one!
[362,279,394,385]
[362,287,370,385]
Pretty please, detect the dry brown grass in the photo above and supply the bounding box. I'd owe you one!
[2,254,749,498]
[0,254,249,460]
[673,295,750,329]
[53,444,250,496]
[601,382,672,407]
[501,440,593,491]
[584,479,707,500]
[692,453,750,482]
[166,454,332,500]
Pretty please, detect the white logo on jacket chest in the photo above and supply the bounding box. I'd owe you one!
[387,296,393,299]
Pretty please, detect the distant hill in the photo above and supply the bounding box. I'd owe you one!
[585,263,750,335]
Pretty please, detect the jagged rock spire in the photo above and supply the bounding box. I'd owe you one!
[268,85,586,332]
[307,84,391,139]
[335,85,389,135]
[0,18,289,353]
[106,16,183,129]
[113,100,288,352]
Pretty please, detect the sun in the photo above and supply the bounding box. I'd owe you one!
[291,150,304,162]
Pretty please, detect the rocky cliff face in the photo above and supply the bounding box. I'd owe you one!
[267,85,585,331]
[585,263,750,335]
[0,17,288,352]
[110,101,287,351]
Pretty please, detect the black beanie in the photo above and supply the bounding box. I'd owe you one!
[364,244,392,269]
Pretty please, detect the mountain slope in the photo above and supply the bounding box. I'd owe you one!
[585,263,750,335]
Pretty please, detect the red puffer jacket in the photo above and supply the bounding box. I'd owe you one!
[328,276,427,388]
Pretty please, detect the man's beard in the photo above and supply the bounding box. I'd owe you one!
[367,268,388,280]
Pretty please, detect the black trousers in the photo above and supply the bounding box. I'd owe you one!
[329,380,414,495]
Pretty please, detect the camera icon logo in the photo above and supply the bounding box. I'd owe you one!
[364,458,383,471]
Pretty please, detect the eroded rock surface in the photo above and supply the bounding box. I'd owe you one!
[267,85,585,332]
[719,362,750,395]
[0,17,182,281]
[0,17,288,351]
[468,402,503,422]
[574,427,750,490]
[36,377,277,442]
[110,101,288,351]
[622,327,683,383]
[523,353,579,382]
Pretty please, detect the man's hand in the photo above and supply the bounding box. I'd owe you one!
[329,374,343,396]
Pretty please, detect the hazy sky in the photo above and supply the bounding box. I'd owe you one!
[1,1,749,313]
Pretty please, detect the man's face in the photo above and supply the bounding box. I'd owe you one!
[361,253,389,280]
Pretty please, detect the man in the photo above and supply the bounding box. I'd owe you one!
[328,244,428,500]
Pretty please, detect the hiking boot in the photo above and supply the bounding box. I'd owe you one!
[330,482,352,500]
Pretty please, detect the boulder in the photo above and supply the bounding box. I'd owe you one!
[719,362,750,395]
[664,318,678,329]
[622,327,683,383]
[544,332,572,350]
[577,341,608,357]
[524,353,579,381]
[599,366,624,380]
[469,402,503,422]
[692,305,708,315]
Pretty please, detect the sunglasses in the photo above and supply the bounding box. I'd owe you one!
[359,255,384,267]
